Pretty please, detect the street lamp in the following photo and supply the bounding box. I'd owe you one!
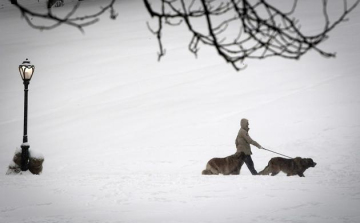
[19,58,35,171]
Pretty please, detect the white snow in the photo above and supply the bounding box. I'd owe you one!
[29,149,44,160]
[1,0,360,222]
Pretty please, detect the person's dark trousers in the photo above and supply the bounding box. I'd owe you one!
[244,155,258,175]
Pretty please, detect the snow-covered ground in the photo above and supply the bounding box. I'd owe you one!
[1,0,360,222]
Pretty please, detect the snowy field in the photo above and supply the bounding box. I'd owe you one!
[1,0,360,222]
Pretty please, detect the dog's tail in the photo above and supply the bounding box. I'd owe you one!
[202,162,216,175]
[258,164,270,175]
[202,169,213,175]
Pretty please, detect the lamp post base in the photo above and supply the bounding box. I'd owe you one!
[6,147,45,175]
[21,143,30,171]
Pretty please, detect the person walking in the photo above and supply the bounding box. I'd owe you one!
[235,118,263,175]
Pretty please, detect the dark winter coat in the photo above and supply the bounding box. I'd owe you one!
[235,119,261,155]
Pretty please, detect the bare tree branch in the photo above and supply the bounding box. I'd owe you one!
[8,0,360,71]
[10,0,118,32]
[143,0,360,71]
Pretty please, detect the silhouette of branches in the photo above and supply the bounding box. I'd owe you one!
[144,0,360,71]
[9,0,360,71]
[10,0,117,32]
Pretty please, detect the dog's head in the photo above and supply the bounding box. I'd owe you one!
[302,158,317,168]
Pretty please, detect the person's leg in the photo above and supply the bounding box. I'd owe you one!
[244,155,258,175]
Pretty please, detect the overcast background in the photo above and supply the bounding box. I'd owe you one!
[1,0,360,222]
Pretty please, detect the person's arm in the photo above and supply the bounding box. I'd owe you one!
[241,129,262,149]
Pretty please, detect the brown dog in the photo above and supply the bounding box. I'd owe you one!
[202,152,246,175]
[259,157,316,177]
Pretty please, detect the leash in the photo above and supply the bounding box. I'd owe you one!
[262,147,293,159]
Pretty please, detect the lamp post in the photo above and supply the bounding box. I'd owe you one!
[19,58,35,171]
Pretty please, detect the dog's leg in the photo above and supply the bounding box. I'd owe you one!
[231,160,243,175]
[269,164,281,176]
[209,166,220,175]
[298,172,305,177]
[230,168,240,175]
[271,172,279,176]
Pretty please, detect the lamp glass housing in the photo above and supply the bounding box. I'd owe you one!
[19,59,35,81]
